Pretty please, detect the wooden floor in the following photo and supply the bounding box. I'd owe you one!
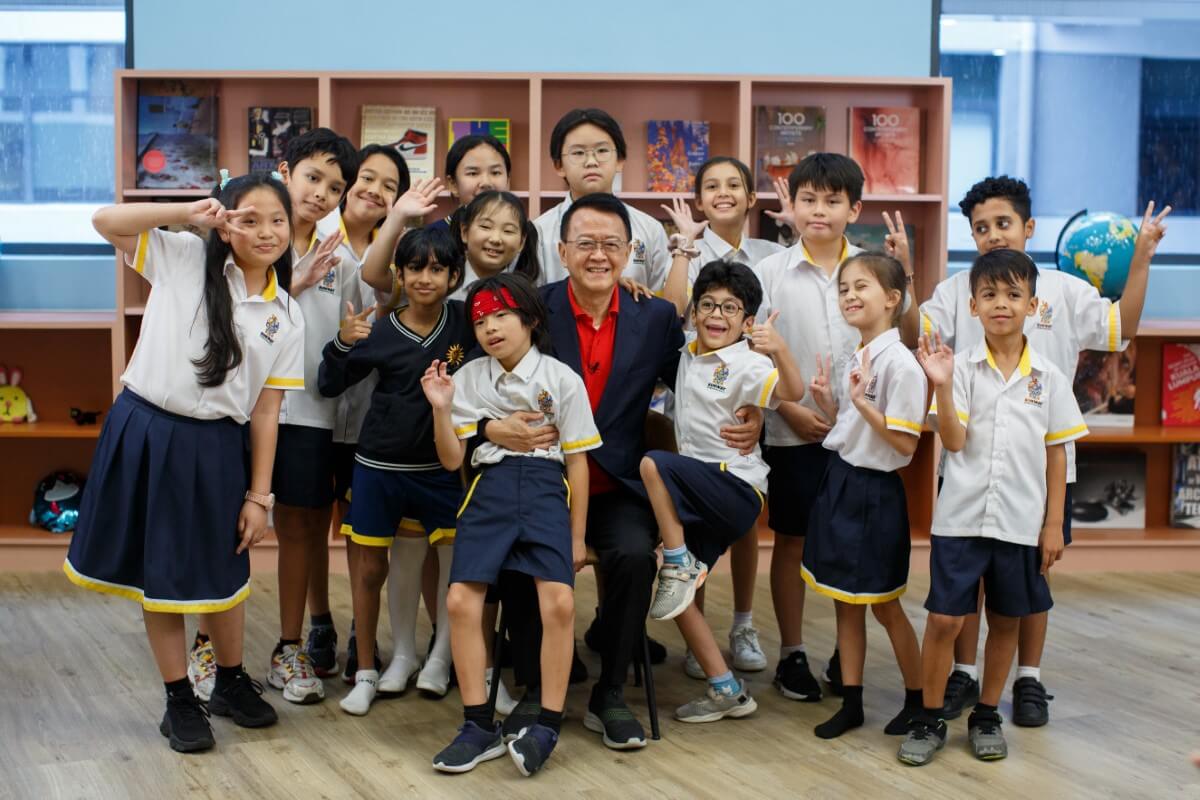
[2,571,1199,800]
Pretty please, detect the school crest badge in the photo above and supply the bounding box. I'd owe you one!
[537,389,555,416]
[1037,300,1054,330]
[261,314,280,344]
[318,268,337,294]
[864,375,879,403]
[707,363,730,393]
[632,239,647,265]
[1024,375,1044,406]
[445,344,465,367]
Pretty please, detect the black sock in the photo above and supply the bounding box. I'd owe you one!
[815,685,864,739]
[464,703,494,730]
[537,707,564,734]
[192,632,210,647]
[310,612,333,628]
[884,689,925,735]
[922,705,944,724]
[164,677,193,701]
[274,638,301,654]
[215,663,243,691]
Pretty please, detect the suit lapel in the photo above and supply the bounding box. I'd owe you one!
[599,288,645,416]
[547,283,583,376]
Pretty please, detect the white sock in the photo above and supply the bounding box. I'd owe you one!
[953,663,980,681]
[1016,665,1041,682]
[732,611,753,629]
[386,536,427,666]
[339,669,379,715]
[779,644,806,658]
[428,546,453,666]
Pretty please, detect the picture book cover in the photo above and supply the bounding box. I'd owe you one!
[845,222,916,267]
[1171,443,1200,528]
[136,80,218,190]
[448,118,511,153]
[249,107,313,173]
[1071,450,1146,530]
[848,106,921,195]
[361,105,436,179]
[1161,343,1200,426]
[1073,345,1137,427]
[646,120,710,192]
[754,106,825,192]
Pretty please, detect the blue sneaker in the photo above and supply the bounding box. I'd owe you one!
[432,721,505,773]
[507,723,559,777]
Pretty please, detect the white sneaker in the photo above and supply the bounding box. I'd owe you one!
[649,554,708,621]
[486,667,518,716]
[267,643,325,704]
[417,657,451,697]
[340,670,379,715]
[187,637,216,702]
[683,649,706,680]
[378,654,421,694]
[729,625,768,672]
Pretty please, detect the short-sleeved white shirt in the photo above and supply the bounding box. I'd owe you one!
[451,345,602,468]
[450,257,520,302]
[920,266,1123,482]
[754,237,864,445]
[534,197,671,291]
[682,227,783,330]
[822,328,928,472]
[121,228,305,424]
[674,335,781,493]
[929,340,1088,546]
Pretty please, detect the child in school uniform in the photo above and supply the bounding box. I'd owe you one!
[452,189,541,298]
[422,273,600,777]
[659,156,784,678]
[919,176,1170,723]
[644,260,805,722]
[900,249,1088,766]
[66,173,304,752]
[753,152,919,702]
[434,134,513,234]
[318,225,472,715]
[801,253,926,740]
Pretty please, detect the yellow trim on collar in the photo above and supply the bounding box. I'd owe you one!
[262,268,279,302]
[799,236,850,267]
[984,342,1032,377]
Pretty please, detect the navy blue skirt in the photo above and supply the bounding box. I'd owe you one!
[801,452,910,604]
[64,389,251,613]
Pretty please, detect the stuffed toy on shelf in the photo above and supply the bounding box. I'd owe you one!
[0,364,37,423]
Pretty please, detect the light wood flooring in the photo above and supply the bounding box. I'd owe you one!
[1,570,1198,799]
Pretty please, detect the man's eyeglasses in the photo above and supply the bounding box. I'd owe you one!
[566,238,628,255]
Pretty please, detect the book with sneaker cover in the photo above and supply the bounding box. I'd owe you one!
[361,105,437,179]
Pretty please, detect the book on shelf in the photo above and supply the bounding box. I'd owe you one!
[136,80,219,190]
[845,221,915,266]
[1171,443,1200,528]
[1162,343,1200,426]
[848,106,921,195]
[361,105,436,179]
[1072,345,1136,428]
[646,120,710,192]
[1071,450,1146,530]
[249,107,312,173]
[448,118,511,153]
[753,106,825,193]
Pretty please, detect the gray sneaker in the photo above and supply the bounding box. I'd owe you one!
[649,555,707,621]
[897,716,948,766]
[968,709,1007,761]
[675,682,757,723]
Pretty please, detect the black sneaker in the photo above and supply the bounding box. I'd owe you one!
[432,721,506,773]
[342,622,382,685]
[821,650,844,697]
[208,669,278,728]
[304,624,338,678]
[967,707,1008,760]
[507,723,559,777]
[774,651,822,701]
[502,687,541,742]
[1011,677,1052,727]
[159,694,214,753]
[584,686,647,750]
[897,715,948,766]
[941,669,981,720]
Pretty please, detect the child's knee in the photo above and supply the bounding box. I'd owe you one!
[985,609,1020,633]
[359,551,389,589]
[926,612,963,639]
[446,584,478,621]
[870,599,903,625]
[539,585,575,628]
[639,455,659,482]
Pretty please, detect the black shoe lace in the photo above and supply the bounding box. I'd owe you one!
[969,711,1002,735]
[170,694,212,722]
[908,719,934,740]
[228,671,267,702]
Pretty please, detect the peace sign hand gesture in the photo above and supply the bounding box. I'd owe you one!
[187,198,257,236]
[292,231,343,295]
[1133,200,1172,261]
[337,302,376,346]
[659,195,708,243]
[849,346,872,408]
[882,210,912,272]
[809,353,834,412]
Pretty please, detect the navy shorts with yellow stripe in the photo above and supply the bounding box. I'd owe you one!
[452,457,574,587]
[641,450,764,568]
[340,462,460,547]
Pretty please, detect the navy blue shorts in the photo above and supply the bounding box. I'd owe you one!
[340,463,460,547]
[925,536,1053,618]
[764,443,830,537]
[641,450,763,569]
[802,453,910,604]
[272,423,335,508]
[64,389,251,613]
[452,458,574,587]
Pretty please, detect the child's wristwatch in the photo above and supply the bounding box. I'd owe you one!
[244,490,275,510]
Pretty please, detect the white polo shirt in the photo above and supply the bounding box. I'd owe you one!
[534,197,671,291]
[121,228,305,424]
[920,266,1124,482]
[451,345,602,468]
[682,227,784,330]
[822,328,927,472]
[450,257,520,302]
[754,237,864,446]
[674,335,781,493]
[929,340,1088,547]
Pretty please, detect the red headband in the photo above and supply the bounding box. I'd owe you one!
[471,287,517,322]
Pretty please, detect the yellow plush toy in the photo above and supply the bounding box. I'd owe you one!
[0,365,37,423]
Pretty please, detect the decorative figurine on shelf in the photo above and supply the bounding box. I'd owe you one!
[70,408,101,426]
[0,364,37,423]
[30,471,85,533]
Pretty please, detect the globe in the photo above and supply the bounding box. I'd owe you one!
[1056,211,1138,300]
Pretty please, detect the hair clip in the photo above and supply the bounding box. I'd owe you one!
[219,168,231,189]
[271,170,283,182]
